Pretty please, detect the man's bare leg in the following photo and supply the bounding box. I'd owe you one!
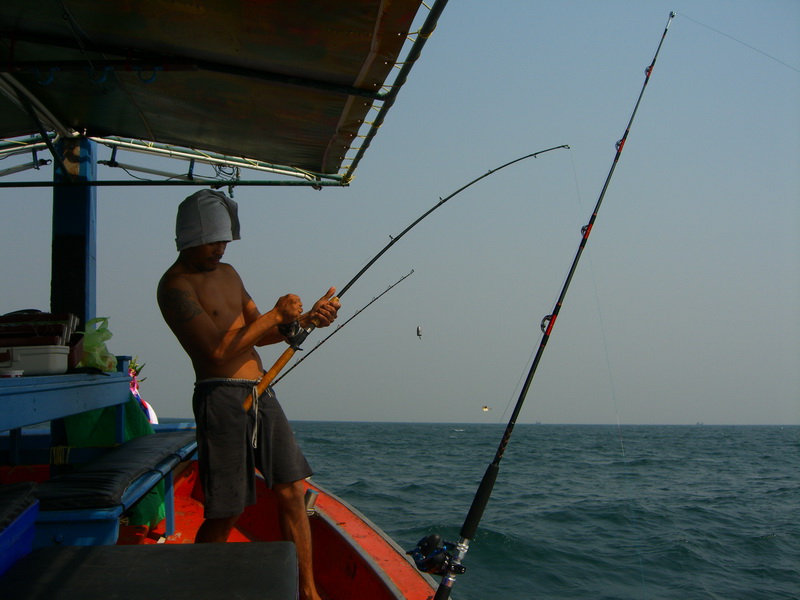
[274,480,322,600]
[195,515,239,543]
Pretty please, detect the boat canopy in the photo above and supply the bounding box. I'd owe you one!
[0,0,444,186]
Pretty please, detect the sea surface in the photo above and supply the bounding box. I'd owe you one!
[289,422,799,600]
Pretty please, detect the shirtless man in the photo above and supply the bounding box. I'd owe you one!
[157,190,338,600]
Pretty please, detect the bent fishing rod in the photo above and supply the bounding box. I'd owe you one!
[411,13,675,599]
[273,269,415,384]
[242,144,569,411]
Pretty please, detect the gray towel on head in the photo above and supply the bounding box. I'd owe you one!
[175,190,241,251]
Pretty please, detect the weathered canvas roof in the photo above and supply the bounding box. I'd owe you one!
[0,0,436,183]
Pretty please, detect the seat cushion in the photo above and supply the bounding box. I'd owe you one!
[37,431,196,510]
[1,541,298,600]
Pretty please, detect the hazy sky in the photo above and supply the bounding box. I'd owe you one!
[2,1,798,425]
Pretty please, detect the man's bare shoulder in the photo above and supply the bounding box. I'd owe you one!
[157,263,204,325]
[158,263,191,297]
[158,280,200,326]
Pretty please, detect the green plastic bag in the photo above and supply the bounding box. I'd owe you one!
[77,317,117,372]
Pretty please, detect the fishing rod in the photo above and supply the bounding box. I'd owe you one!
[273,269,415,384]
[408,12,675,599]
[242,144,569,411]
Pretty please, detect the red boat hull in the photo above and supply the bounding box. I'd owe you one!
[128,462,437,600]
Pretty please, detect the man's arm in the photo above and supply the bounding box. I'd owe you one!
[249,287,340,347]
[158,273,300,366]
[242,288,290,347]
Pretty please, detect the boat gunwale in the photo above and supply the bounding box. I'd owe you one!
[305,477,438,599]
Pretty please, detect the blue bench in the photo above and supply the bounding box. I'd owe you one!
[34,430,197,547]
[0,482,38,576]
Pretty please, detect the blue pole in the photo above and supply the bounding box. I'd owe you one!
[51,137,97,326]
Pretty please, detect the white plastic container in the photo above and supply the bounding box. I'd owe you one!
[0,346,69,375]
[0,369,24,378]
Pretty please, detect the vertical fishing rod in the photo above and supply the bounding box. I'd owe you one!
[423,13,675,599]
[242,145,569,411]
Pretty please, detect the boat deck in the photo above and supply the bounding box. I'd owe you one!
[119,462,437,600]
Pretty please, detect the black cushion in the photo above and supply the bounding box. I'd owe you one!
[37,431,196,511]
[1,541,298,600]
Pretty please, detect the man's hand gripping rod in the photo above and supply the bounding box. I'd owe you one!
[241,309,335,412]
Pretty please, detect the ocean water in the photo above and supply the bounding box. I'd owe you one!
[291,422,799,600]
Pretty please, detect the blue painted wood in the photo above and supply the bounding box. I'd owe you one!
[0,373,131,432]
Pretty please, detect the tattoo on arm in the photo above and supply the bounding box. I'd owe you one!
[163,288,203,323]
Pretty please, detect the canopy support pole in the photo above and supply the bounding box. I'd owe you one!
[51,137,97,328]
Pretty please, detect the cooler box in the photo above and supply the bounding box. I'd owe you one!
[0,345,69,375]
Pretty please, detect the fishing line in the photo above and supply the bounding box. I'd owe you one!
[575,231,654,598]
[564,82,651,600]
[242,144,570,412]
[273,269,415,384]
[583,235,651,597]
[411,13,676,599]
[678,12,800,75]
[564,100,640,571]
[497,347,535,425]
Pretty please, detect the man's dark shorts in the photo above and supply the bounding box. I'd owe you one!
[192,379,312,519]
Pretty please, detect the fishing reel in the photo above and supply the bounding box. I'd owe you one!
[278,320,301,338]
[406,534,464,576]
[277,320,308,349]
